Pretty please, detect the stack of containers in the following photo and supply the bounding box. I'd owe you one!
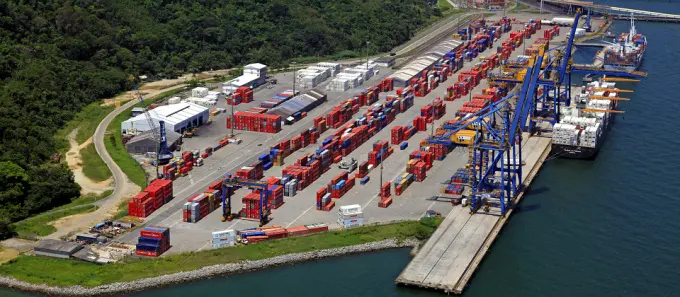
[442,184,465,195]
[368,140,392,166]
[235,86,254,103]
[394,172,415,196]
[162,151,195,180]
[409,150,434,170]
[413,116,427,131]
[379,182,391,208]
[316,187,334,211]
[136,226,170,257]
[212,229,236,248]
[227,112,282,134]
[285,225,310,236]
[240,229,268,243]
[338,205,364,229]
[182,191,220,223]
[391,126,405,145]
[268,184,284,209]
[313,116,328,133]
[328,171,350,199]
[128,192,154,218]
[242,191,270,220]
[356,161,369,179]
[261,226,287,240]
[421,139,449,161]
[451,168,473,184]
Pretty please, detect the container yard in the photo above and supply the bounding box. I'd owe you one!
[105,9,651,296]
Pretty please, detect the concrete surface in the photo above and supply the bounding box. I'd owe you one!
[115,13,584,256]
[395,135,551,293]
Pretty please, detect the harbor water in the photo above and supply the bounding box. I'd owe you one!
[2,1,680,296]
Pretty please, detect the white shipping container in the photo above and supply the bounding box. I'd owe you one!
[192,87,209,98]
[327,78,351,92]
[212,229,236,239]
[168,97,181,104]
[552,17,575,26]
[339,204,363,215]
[316,62,341,75]
[339,217,365,228]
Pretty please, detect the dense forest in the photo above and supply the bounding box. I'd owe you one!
[0,0,439,237]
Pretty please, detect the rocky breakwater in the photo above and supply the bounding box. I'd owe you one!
[0,238,419,296]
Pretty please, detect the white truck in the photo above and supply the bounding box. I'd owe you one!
[552,17,575,27]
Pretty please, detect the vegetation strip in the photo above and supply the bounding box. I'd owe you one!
[80,143,113,182]
[0,220,440,289]
[11,205,98,239]
[0,239,418,297]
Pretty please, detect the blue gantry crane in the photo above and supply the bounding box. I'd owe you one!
[583,8,593,32]
[220,175,270,226]
[491,8,646,130]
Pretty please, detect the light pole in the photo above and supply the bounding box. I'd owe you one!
[366,41,370,74]
[291,61,297,96]
[230,91,234,137]
[431,101,436,137]
[379,148,384,198]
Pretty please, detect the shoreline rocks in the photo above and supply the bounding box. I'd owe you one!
[0,238,419,296]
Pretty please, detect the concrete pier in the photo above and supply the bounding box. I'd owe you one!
[396,135,552,294]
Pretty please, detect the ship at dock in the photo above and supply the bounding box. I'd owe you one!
[551,79,620,159]
[603,14,647,71]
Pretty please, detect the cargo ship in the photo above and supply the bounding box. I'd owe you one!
[603,14,646,71]
[551,79,619,159]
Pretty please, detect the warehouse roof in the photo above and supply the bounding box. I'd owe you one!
[225,74,260,87]
[245,63,267,70]
[34,239,82,254]
[124,102,209,127]
[127,127,181,144]
[389,40,464,83]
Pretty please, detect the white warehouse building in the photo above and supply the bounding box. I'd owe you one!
[221,63,268,94]
[121,102,210,135]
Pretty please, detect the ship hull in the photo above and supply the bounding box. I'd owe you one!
[551,143,601,159]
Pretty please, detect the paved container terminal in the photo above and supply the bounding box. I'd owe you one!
[395,134,551,293]
[394,15,588,294]
[118,14,581,256]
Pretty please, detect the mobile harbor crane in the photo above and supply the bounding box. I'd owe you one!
[132,79,174,178]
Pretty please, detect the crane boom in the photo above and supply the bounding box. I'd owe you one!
[583,108,625,113]
[592,88,633,93]
[588,95,630,101]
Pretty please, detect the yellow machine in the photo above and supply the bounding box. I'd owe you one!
[451,130,477,146]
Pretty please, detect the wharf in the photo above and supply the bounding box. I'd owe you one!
[395,135,552,294]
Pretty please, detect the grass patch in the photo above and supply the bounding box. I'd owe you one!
[55,101,116,154]
[11,205,98,239]
[104,87,186,189]
[112,200,130,220]
[525,9,550,14]
[437,0,453,13]
[80,143,113,182]
[510,2,530,13]
[52,191,113,212]
[0,220,439,287]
